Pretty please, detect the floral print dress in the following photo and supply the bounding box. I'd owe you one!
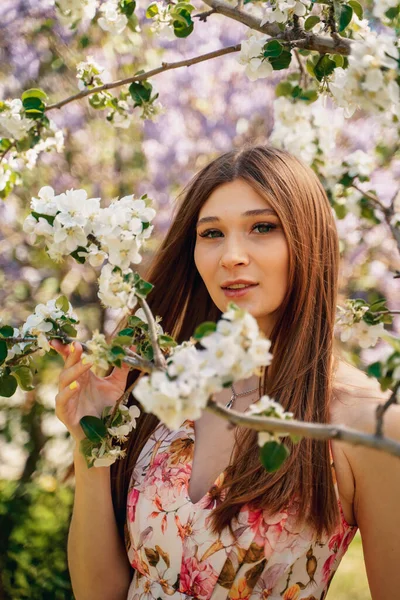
[125,417,357,600]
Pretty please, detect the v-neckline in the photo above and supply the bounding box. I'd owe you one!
[184,418,229,508]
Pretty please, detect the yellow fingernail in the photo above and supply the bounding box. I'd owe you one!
[69,381,78,390]
[70,343,75,353]
[82,357,92,365]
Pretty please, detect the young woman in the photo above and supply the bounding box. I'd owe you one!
[51,145,400,600]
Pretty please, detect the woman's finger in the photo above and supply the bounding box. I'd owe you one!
[58,359,93,392]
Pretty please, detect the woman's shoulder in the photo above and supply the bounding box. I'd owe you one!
[331,358,394,430]
[331,359,400,592]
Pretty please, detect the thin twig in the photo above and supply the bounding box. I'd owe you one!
[375,382,400,437]
[136,297,166,369]
[5,335,153,372]
[193,8,216,21]
[45,45,241,112]
[293,49,307,88]
[206,398,400,458]
[351,182,400,257]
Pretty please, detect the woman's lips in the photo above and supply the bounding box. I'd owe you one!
[221,284,259,298]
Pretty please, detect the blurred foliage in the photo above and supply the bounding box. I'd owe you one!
[0,478,74,599]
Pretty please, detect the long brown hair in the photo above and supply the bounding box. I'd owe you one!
[110,144,341,551]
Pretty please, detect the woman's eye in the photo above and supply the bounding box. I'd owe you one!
[199,229,222,238]
[253,223,276,234]
[198,223,276,238]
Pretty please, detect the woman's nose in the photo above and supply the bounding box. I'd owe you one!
[219,238,250,268]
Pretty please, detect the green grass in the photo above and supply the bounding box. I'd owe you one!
[327,531,371,599]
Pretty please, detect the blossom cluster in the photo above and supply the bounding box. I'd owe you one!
[6,297,79,356]
[22,186,156,310]
[328,32,400,117]
[237,33,273,81]
[260,0,311,25]
[76,56,105,90]
[0,99,35,141]
[335,300,385,348]
[133,304,273,430]
[55,0,98,28]
[55,0,129,33]
[247,395,294,445]
[372,0,399,21]
[87,404,140,467]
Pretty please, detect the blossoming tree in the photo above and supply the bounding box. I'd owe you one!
[0,0,400,471]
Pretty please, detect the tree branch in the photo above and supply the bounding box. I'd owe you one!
[206,398,400,459]
[200,0,352,55]
[351,183,400,256]
[375,381,400,437]
[45,45,241,112]
[6,335,153,372]
[136,297,166,369]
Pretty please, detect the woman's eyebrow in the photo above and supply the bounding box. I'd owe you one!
[196,208,278,227]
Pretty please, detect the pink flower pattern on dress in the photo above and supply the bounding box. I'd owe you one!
[125,419,357,600]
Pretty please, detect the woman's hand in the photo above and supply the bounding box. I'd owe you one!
[50,339,132,443]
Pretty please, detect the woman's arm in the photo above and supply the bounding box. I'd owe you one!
[68,445,132,600]
[347,398,400,599]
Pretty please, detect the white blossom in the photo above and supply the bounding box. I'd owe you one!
[0,99,35,141]
[134,304,273,430]
[237,33,274,81]
[56,0,99,27]
[76,56,105,90]
[372,0,399,20]
[260,0,311,25]
[98,1,128,34]
[97,263,138,311]
[328,32,400,117]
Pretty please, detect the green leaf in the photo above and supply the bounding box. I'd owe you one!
[31,211,56,226]
[275,81,293,97]
[79,437,97,468]
[385,6,400,19]
[128,315,146,328]
[60,324,77,337]
[120,0,136,16]
[111,346,126,357]
[158,334,177,348]
[367,362,382,379]
[142,344,154,361]
[0,373,18,397]
[333,54,344,68]
[21,88,48,102]
[193,321,217,340]
[299,89,318,103]
[129,81,152,107]
[173,10,194,38]
[10,366,34,391]
[314,55,337,82]
[259,440,289,472]
[112,335,133,346]
[146,2,159,17]
[268,50,292,71]
[118,328,135,337]
[0,340,7,365]
[80,415,108,442]
[0,325,14,338]
[55,295,70,313]
[304,15,320,31]
[337,4,353,32]
[369,299,388,312]
[263,40,283,58]
[348,0,363,19]
[70,246,88,264]
[22,97,45,116]
[135,279,154,298]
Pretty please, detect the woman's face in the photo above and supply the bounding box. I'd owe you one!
[194,178,290,337]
